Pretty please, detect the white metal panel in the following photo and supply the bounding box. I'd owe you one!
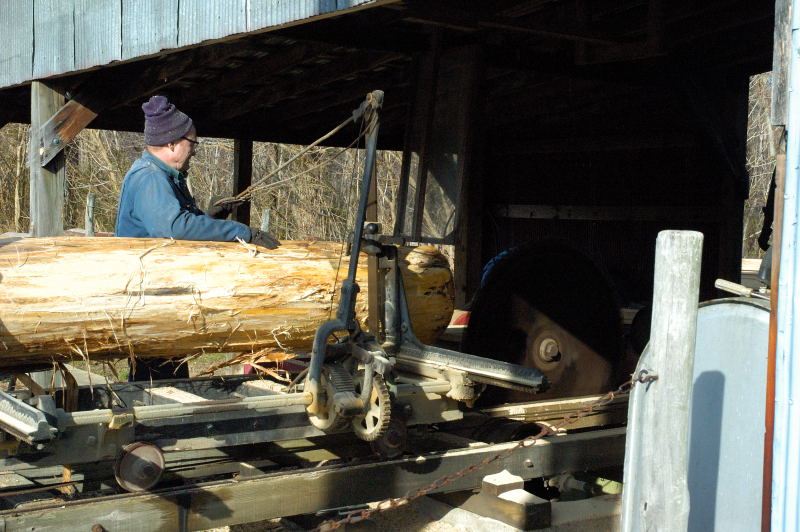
[32,0,76,79]
[178,0,247,47]
[773,1,800,528]
[74,0,122,70]
[688,299,769,531]
[0,2,33,87]
[121,0,179,60]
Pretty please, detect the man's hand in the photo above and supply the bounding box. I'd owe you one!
[206,195,248,220]
[249,227,281,249]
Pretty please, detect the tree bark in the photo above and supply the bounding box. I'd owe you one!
[0,237,454,368]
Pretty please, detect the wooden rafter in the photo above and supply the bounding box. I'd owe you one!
[210,51,403,122]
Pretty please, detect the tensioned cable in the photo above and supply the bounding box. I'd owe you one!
[213,113,364,206]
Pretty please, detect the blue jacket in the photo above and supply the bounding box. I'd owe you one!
[115,151,251,241]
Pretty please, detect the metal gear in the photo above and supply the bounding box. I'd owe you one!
[307,363,354,432]
[370,415,408,458]
[351,370,391,442]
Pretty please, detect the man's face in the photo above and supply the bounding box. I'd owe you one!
[168,127,198,172]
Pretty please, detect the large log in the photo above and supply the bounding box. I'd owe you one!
[0,237,454,368]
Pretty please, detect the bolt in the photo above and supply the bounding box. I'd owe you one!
[51,138,61,146]
[140,464,157,478]
[539,338,561,362]
[206,423,214,432]
[524,459,534,468]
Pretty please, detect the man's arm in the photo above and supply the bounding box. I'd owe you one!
[134,175,251,241]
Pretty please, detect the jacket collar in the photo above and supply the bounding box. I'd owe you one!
[142,150,186,181]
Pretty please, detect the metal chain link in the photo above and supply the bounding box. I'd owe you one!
[312,370,658,532]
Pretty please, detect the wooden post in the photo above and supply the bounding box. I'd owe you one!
[29,81,66,237]
[621,230,703,531]
[367,155,380,337]
[85,192,96,237]
[233,139,253,225]
[260,209,271,232]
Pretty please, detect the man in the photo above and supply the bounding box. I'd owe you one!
[116,95,279,380]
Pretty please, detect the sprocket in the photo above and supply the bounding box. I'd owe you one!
[307,363,354,432]
[351,370,391,442]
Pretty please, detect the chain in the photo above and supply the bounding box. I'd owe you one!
[312,370,658,532]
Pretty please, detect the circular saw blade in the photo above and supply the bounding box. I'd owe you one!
[464,241,622,404]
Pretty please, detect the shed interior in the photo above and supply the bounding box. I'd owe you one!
[0,0,777,306]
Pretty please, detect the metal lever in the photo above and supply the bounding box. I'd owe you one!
[715,278,770,300]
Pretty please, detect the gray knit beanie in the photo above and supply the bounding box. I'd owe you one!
[142,95,193,146]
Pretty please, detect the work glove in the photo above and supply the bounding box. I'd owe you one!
[206,195,248,220]
[249,227,281,249]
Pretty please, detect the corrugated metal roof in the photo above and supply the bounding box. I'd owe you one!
[178,0,247,48]
[0,0,386,89]
[121,0,180,60]
[74,0,122,70]
[0,2,33,88]
[32,0,75,79]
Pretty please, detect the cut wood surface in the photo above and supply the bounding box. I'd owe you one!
[0,237,454,368]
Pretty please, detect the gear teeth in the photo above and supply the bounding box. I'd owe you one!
[327,363,355,394]
[351,370,392,442]
[307,363,353,432]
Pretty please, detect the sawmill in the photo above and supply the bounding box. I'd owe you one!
[0,0,795,530]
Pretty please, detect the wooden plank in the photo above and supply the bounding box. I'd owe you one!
[0,428,626,531]
[621,231,703,531]
[145,387,206,405]
[0,3,33,88]
[211,50,402,121]
[178,0,247,47]
[74,0,121,70]
[121,0,179,60]
[451,46,483,307]
[184,40,331,102]
[493,204,722,223]
[772,0,791,125]
[233,139,253,225]
[28,82,65,237]
[32,0,75,79]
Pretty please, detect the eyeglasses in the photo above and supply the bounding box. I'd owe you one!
[181,136,200,146]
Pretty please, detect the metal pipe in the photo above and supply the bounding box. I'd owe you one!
[763,147,785,532]
[57,391,312,428]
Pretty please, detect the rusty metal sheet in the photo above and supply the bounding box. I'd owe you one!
[178,0,247,47]
[0,2,33,87]
[33,0,76,79]
[121,0,179,60]
[74,0,121,70]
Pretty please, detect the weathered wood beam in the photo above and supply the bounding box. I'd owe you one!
[28,82,65,237]
[233,139,253,225]
[211,51,403,122]
[266,65,411,126]
[0,428,626,531]
[37,43,249,167]
[178,41,333,103]
[404,1,622,46]
[773,0,791,126]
